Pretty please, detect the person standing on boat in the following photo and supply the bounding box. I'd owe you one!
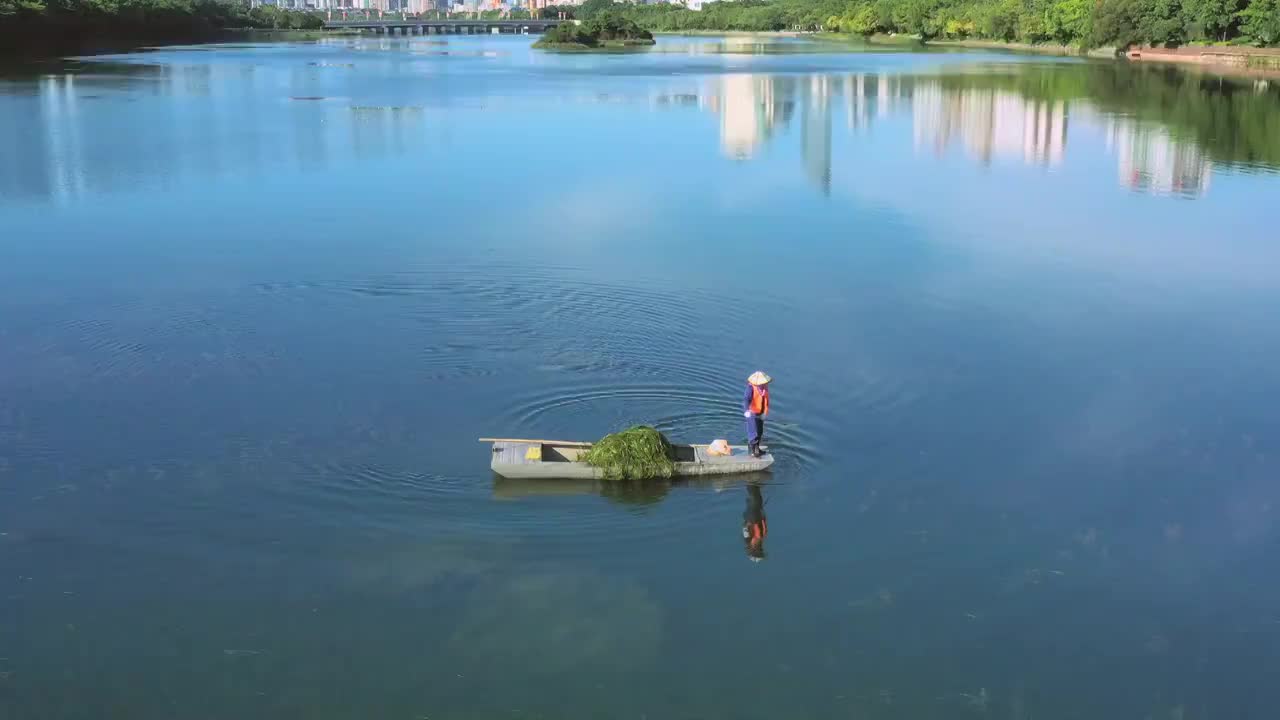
[743,371,771,458]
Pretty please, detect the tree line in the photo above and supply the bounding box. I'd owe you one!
[1,0,324,56]
[553,0,1280,48]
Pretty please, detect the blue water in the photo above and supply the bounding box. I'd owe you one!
[2,35,1279,719]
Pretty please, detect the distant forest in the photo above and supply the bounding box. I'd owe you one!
[557,0,1280,48]
[0,0,323,56]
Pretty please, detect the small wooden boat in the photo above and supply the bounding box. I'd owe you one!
[482,438,773,480]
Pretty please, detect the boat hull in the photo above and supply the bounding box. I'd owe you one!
[488,440,773,480]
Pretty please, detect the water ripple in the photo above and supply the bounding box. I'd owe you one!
[3,298,281,388]
[250,262,749,388]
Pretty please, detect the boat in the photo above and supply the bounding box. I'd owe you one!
[482,438,773,480]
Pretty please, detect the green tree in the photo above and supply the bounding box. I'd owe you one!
[0,0,48,15]
[846,3,881,32]
[1238,0,1280,41]
[1045,0,1093,43]
[1092,0,1145,45]
[891,0,938,36]
[1019,0,1053,41]
[977,0,1022,40]
[1182,0,1241,40]
[1139,0,1186,43]
[249,4,283,29]
[872,0,897,30]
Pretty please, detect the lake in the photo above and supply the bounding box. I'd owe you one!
[2,34,1280,719]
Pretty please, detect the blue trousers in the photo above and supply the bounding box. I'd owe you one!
[745,416,764,445]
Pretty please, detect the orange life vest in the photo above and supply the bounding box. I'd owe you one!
[750,386,769,417]
[748,522,765,543]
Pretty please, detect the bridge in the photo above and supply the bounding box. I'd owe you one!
[324,18,566,35]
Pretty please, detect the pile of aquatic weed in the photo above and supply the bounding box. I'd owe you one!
[580,426,676,480]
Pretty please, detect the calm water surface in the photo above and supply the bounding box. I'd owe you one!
[2,35,1280,719]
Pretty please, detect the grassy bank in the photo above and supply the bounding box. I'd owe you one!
[923,38,1122,57]
[922,37,1280,76]
[810,31,924,45]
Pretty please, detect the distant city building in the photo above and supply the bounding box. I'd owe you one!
[286,0,439,10]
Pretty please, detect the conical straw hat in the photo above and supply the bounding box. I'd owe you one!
[747,371,772,386]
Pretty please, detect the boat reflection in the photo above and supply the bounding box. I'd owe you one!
[493,474,773,562]
[492,472,772,506]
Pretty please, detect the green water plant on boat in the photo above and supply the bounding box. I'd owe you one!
[580,425,676,480]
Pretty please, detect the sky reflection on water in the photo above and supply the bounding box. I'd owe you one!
[2,36,1279,720]
[3,39,1278,207]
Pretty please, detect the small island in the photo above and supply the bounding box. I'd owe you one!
[533,14,655,51]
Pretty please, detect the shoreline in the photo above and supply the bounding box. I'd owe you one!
[0,28,335,61]
[942,39,1280,78]
[901,36,1280,79]
[656,30,811,38]
[924,38,1118,58]
[1123,45,1280,76]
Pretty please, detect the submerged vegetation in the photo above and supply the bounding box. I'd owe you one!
[550,0,1280,49]
[580,426,677,480]
[533,12,655,49]
[0,0,323,56]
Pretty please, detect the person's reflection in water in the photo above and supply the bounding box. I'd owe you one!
[742,483,768,562]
